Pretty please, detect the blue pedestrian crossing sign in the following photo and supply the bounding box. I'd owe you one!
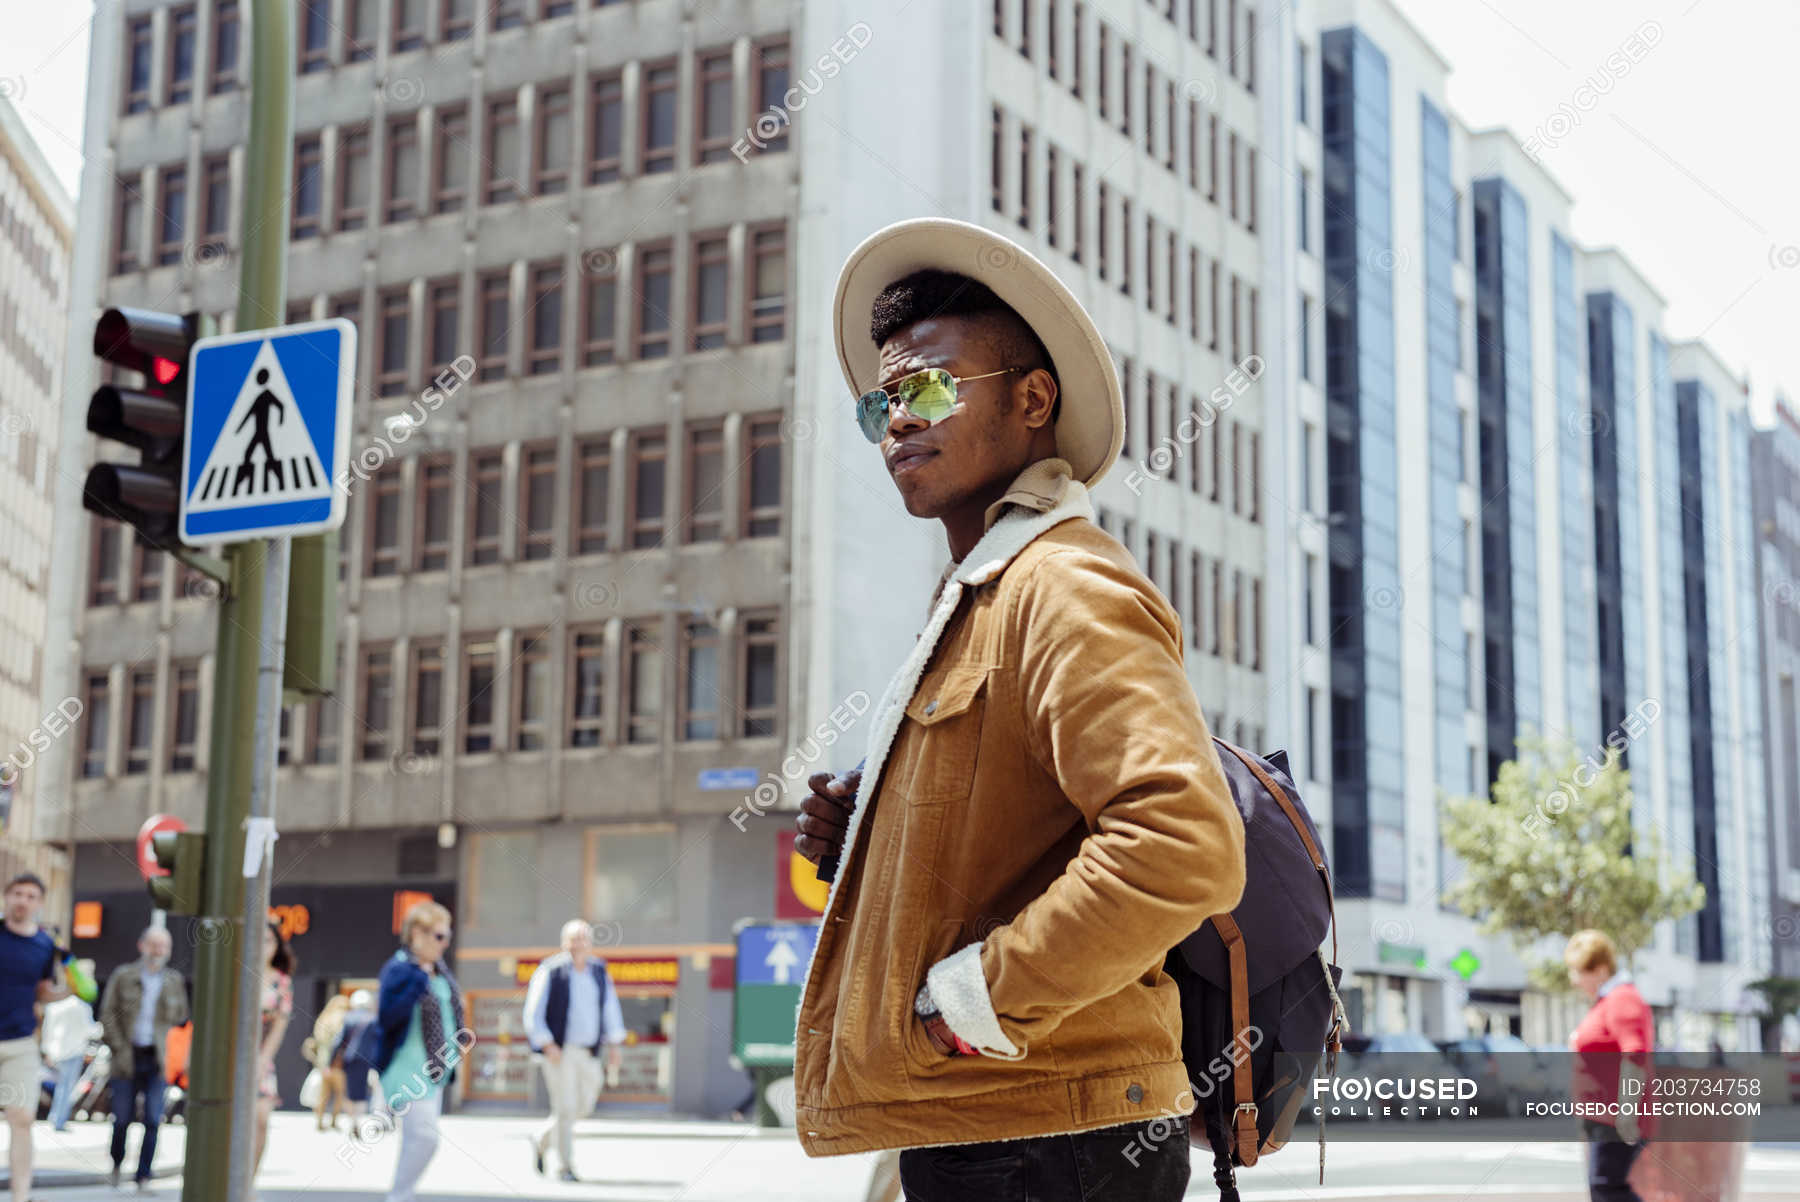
[179,319,355,543]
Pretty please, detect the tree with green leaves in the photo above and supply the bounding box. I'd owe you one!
[1439,732,1705,993]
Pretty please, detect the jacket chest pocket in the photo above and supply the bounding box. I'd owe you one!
[897,663,991,803]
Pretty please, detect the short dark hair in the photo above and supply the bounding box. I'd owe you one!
[266,920,296,977]
[4,873,45,896]
[869,270,1061,422]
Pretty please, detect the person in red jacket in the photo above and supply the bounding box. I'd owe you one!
[1565,929,1654,1202]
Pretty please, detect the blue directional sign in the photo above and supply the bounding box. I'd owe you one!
[698,767,762,791]
[736,922,819,986]
[179,319,355,543]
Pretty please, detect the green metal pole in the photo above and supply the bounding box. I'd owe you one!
[182,3,292,1201]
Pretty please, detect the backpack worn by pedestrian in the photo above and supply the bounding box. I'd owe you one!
[1164,739,1346,1202]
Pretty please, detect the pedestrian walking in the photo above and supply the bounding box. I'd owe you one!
[39,974,94,1131]
[331,989,378,1129]
[372,901,467,1202]
[522,919,625,1182]
[307,994,351,1130]
[251,920,294,1186]
[98,927,187,1190]
[0,872,65,1202]
[790,220,1246,1201]
[1566,929,1655,1202]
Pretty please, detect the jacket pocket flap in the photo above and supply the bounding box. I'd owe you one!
[905,665,990,727]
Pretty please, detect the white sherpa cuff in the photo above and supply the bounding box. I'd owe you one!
[925,942,1024,1059]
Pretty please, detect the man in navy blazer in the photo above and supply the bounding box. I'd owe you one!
[521,920,624,1182]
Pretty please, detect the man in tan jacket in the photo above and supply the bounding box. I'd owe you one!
[793,218,1246,1200]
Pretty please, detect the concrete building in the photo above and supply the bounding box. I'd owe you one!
[1753,395,1800,993]
[0,95,74,916]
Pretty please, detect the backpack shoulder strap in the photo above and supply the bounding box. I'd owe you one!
[1215,739,1339,971]
[1207,910,1259,1167]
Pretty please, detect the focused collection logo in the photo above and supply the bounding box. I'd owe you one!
[1313,1075,1483,1118]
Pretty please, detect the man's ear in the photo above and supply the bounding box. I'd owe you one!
[1020,368,1058,430]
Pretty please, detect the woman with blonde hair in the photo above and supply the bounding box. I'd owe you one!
[307,993,352,1130]
[1564,929,1654,1202]
[372,900,468,1202]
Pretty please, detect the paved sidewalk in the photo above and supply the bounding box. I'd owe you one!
[0,1118,187,1190]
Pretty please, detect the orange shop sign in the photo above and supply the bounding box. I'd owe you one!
[512,956,681,988]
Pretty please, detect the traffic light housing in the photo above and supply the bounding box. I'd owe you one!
[83,308,202,549]
[147,829,207,916]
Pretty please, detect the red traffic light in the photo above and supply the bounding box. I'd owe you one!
[152,356,181,386]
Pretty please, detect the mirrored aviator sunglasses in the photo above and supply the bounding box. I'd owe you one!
[853,367,1022,443]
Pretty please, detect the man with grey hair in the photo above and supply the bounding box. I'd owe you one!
[522,919,625,1182]
[99,924,187,1191]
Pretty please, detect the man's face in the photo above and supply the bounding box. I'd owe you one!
[3,884,40,924]
[870,317,1048,519]
[140,930,172,970]
[564,928,592,959]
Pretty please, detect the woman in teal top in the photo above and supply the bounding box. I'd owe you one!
[372,901,466,1202]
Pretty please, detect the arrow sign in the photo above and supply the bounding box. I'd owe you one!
[763,934,800,984]
[180,319,354,543]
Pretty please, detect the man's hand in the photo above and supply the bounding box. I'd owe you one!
[543,1043,561,1066]
[794,770,861,865]
[607,1045,622,1073]
[920,1014,956,1056]
[37,978,67,1004]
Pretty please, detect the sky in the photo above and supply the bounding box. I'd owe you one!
[8,0,1795,423]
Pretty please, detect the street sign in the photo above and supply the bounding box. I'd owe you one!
[179,319,355,543]
[1450,947,1483,982]
[698,767,761,791]
[733,921,819,1067]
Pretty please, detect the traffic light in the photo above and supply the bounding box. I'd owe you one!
[83,308,202,548]
[147,829,207,916]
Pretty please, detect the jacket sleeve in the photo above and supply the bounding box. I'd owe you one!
[98,973,124,1052]
[521,963,552,1050]
[926,546,1246,1057]
[169,973,190,1028]
[377,959,425,1040]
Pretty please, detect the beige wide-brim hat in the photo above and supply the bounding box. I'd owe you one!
[832,218,1124,488]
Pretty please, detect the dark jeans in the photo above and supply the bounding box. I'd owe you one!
[1583,1119,1643,1202]
[899,1115,1190,1202]
[110,1048,168,1183]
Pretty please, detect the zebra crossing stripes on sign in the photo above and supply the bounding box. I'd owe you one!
[179,319,355,543]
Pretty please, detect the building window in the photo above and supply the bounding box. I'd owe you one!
[626,622,663,744]
[392,0,425,52]
[1250,576,1263,669]
[210,1,240,93]
[691,235,729,352]
[293,136,323,238]
[1120,198,1132,296]
[1046,145,1060,248]
[366,463,402,577]
[1227,130,1239,221]
[742,612,778,736]
[411,643,443,756]
[629,429,667,548]
[1189,550,1204,650]
[582,256,617,365]
[686,424,724,543]
[156,168,185,266]
[1097,181,1109,282]
[415,456,452,571]
[745,417,782,537]
[478,271,509,381]
[376,287,409,396]
[1019,123,1032,229]
[589,73,623,184]
[1230,568,1245,663]
[1298,167,1311,253]
[642,61,678,175]
[201,155,230,242]
[1300,293,1314,382]
[132,545,163,602]
[635,243,672,359]
[1071,162,1084,263]
[485,97,521,203]
[490,0,525,32]
[82,674,109,778]
[90,520,121,605]
[441,0,474,42]
[681,622,720,740]
[386,116,420,223]
[1301,419,1314,512]
[125,668,155,774]
[1248,286,1260,359]
[1207,115,1220,203]
[755,40,790,151]
[298,1,330,71]
[1229,274,1242,364]
[168,664,200,772]
[346,0,377,60]
[125,17,153,112]
[749,226,787,343]
[358,646,392,761]
[696,51,734,164]
[467,450,502,565]
[168,6,197,104]
[434,106,469,213]
[463,638,496,753]
[1209,561,1223,656]
[573,437,610,554]
[529,262,563,375]
[519,445,557,560]
[515,631,549,750]
[428,279,458,374]
[536,83,572,195]
[1120,44,1132,136]
[569,629,605,747]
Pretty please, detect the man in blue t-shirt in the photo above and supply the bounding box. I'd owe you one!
[0,873,65,1202]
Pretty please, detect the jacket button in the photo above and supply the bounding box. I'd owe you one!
[1126,1083,1144,1104]
[924,699,937,715]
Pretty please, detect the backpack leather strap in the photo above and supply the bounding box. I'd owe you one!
[1208,911,1259,1168]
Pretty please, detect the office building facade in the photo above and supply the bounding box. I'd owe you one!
[1754,397,1800,987]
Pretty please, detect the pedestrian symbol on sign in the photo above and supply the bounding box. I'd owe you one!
[188,346,328,508]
